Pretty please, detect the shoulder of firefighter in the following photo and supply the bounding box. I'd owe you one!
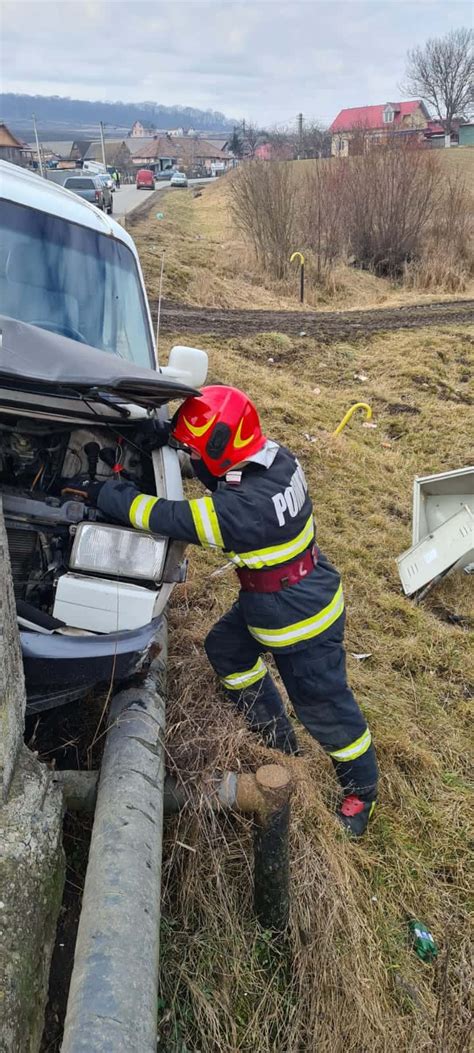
[95,443,315,571]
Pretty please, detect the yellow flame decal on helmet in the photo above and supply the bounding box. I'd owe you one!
[234,418,255,449]
[183,413,217,438]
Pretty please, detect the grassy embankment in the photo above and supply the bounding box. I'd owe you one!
[131,178,473,1053]
[132,149,474,314]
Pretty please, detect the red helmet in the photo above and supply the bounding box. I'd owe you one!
[172,385,266,476]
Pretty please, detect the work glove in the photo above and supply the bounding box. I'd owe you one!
[93,477,141,527]
[135,418,172,453]
[61,476,101,502]
[85,480,106,506]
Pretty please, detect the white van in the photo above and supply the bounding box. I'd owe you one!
[0,160,207,711]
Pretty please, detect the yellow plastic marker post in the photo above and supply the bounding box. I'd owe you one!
[333,402,373,436]
[290,251,305,303]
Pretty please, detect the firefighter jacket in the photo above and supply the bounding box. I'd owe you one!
[96,442,344,653]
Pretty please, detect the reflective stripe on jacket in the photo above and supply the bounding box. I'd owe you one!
[96,443,343,653]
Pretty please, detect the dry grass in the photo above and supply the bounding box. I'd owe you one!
[131,152,474,315]
[154,323,474,1052]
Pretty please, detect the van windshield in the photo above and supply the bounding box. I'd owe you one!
[0,199,155,368]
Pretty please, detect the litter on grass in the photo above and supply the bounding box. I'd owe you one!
[397,467,474,597]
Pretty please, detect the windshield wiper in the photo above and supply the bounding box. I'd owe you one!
[82,388,131,417]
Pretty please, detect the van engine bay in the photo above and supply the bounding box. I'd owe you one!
[0,417,156,616]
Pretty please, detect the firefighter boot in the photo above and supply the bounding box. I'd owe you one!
[332,742,378,837]
[239,675,299,755]
[336,795,376,837]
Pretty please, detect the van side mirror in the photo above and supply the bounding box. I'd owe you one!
[160,345,208,388]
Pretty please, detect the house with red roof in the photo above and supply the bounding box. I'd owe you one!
[329,101,430,156]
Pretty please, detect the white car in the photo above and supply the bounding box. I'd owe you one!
[0,160,207,711]
[170,171,188,188]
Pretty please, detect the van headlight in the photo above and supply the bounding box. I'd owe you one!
[70,522,167,581]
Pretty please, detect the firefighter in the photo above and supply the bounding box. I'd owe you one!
[88,385,378,836]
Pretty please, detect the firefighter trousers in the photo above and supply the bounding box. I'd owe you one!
[205,601,378,801]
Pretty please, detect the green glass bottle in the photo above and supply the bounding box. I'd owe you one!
[408,920,438,962]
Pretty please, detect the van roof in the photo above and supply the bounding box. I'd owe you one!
[0,159,135,254]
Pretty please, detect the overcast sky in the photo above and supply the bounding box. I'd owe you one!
[1,0,471,126]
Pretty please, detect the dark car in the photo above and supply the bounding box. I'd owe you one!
[136,168,155,190]
[95,174,114,213]
[63,174,110,212]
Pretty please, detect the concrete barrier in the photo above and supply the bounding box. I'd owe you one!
[0,500,64,1052]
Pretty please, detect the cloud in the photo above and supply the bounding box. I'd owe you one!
[1,0,471,125]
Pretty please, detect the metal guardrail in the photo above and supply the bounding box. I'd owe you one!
[61,620,168,1053]
[60,614,292,1052]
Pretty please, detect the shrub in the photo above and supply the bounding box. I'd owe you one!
[230,161,296,279]
[342,143,439,276]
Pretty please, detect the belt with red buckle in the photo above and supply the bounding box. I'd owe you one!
[236,545,318,593]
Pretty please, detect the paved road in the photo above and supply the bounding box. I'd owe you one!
[113,183,167,219]
[113,177,214,219]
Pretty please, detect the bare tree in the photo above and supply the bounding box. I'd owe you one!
[343,142,439,276]
[242,121,263,159]
[228,128,244,159]
[230,160,296,278]
[264,128,296,160]
[298,161,348,278]
[301,122,331,159]
[403,28,473,136]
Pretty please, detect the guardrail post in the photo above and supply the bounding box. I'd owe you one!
[251,765,292,932]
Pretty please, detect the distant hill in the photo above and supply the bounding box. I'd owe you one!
[0,94,236,139]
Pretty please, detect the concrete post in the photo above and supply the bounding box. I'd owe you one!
[0,498,26,800]
[0,501,64,1052]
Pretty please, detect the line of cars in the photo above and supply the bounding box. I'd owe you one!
[135,168,189,189]
[46,168,114,213]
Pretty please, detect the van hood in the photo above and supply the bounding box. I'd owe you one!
[0,315,198,416]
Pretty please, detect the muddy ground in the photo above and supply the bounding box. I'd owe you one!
[156,296,474,339]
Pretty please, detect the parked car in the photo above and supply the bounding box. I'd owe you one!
[187,166,211,179]
[63,174,109,212]
[136,168,155,190]
[96,174,114,213]
[0,160,208,712]
[170,171,188,188]
[156,168,173,181]
[98,172,115,192]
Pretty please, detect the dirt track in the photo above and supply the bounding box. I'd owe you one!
[156,297,473,341]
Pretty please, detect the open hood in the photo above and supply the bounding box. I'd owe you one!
[0,316,198,413]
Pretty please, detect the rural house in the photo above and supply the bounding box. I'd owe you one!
[0,123,32,166]
[131,135,232,174]
[70,140,94,162]
[458,122,474,147]
[129,120,158,138]
[330,101,430,156]
[131,137,178,171]
[83,139,132,169]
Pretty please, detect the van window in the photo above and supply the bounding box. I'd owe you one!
[0,199,154,368]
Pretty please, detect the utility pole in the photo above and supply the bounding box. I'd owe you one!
[32,113,44,177]
[297,112,303,160]
[99,121,107,169]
